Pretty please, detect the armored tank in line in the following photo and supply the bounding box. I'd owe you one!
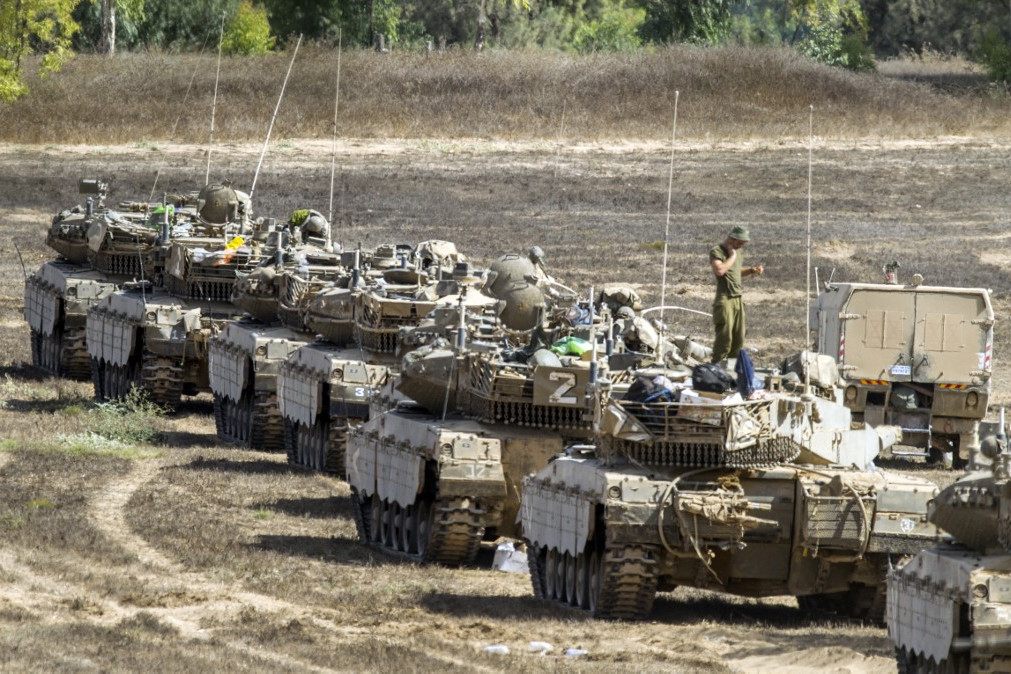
[208,241,346,449]
[87,184,266,410]
[25,179,161,379]
[520,363,940,621]
[812,278,994,468]
[887,429,1011,672]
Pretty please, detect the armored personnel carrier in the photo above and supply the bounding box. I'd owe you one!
[520,366,940,621]
[25,179,155,378]
[887,429,1011,672]
[208,243,345,449]
[812,279,994,468]
[87,184,265,410]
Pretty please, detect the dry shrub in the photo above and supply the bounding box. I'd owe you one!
[2,46,1008,144]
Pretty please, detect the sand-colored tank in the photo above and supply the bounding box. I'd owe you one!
[520,366,939,621]
[812,280,994,467]
[887,432,1011,672]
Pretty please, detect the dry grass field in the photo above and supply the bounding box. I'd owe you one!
[1,49,1010,671]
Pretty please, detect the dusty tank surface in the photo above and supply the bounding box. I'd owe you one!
[812,279,995,468]
[346,404,564,565]
[887,431,1011,672]
[277,342,391,473]
[87,228,267,411]
[520,365,940,621]
[208,242,346,449]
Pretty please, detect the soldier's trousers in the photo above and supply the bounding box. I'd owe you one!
[711,295,745,364]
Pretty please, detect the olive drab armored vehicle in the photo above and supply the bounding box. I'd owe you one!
[887,430,1011,672]
[208,242,346,450]
[520,365,940,621]
[812,280,995,468]
[25,179,161,379]
[86,183,265,411]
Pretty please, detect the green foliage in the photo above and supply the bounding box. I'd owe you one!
[641,0,735,45]
[572,1,645,52]
[222,0,275,55]
[797,9,875,71]
[84,387,165,446]
[976,25,1011,82]
[0,0,79,102]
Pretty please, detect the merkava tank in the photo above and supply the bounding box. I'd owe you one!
[208,238,346,450]
[520,360,941,621]
[25,179,169,378]
[345,263,615,564]
[887,427,1011,672]
[278,245,497,475]
[86,183,268,411]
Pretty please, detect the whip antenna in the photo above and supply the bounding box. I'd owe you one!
[327,29,343,251]
[149,29,213,201]
[250,34,303,200]
[205,11,225,185]
[658,90,680,363]
[804,104,814,397]
[549,100,567,210]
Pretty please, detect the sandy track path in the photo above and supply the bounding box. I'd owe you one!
[81,457,492,673]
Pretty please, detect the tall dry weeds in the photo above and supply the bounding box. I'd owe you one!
[1,46,1006,144]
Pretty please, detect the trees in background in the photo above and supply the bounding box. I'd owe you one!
[0,0,79,101]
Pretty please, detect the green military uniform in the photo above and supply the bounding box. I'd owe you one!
[710,242,745,363]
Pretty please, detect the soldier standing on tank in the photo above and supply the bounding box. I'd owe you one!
[709,226,763,364]
[288,209,331,244]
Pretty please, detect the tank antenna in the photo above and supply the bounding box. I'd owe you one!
[804,104,814,398]
[149,29,213,201]
[658,90,680,365]
[327,29,343,253]
[250,34,303,201]
[205,11,226,185]
[549,99,567,210]
[13,242,27,279]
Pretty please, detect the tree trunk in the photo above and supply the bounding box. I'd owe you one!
[475,0,487,51]
[99,0,116,55]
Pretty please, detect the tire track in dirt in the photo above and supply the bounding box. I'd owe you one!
[85,457,492,674]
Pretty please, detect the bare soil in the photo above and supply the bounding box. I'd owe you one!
[0,137,1005,671]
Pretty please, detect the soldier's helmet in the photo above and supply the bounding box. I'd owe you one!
[528,245,546,266]
[197,183,243,224]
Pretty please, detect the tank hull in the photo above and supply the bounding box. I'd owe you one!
[208,321,307,450]
[346,408,563,565]
[522,456,938,620]
[277,342,390,474]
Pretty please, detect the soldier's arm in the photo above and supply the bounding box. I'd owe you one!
[711,248,736,276]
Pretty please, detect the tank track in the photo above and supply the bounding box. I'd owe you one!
[59,327,91,379]
[141,353,183,411]
[91,357,106,401]
[250,391,284,451]
[352,492,486,565]
[325,420,348,475]
[528,541,658,619]
[895,646,972,673]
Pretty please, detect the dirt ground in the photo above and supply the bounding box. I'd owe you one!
[0,137,1007,671]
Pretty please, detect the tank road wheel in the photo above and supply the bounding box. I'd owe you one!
[91,357,107,402]
[30,329,42,370]
[325,419,349,476]
[390,503,405,552]
[414,498,433,559]
[250,392,284,452]
[380,500,396,548]
[213,394,226,438]
[349,487,372,544]
[587,549,603,614]
[574,550,590,609]
[565,553,579,606]
[369,497,383,544]
[283,418,297,465]
[314,417,330,472]
[527,543,547,600]
[141,353,183,412]
[544,549,559,600]
[103,362,118,401]
[554,551,568,602]
[400,505,416,554]
[59,326,91,380]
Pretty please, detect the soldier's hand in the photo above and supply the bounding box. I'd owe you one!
[753,265,764,276]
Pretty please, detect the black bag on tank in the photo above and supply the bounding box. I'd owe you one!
[692,363,736,394]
